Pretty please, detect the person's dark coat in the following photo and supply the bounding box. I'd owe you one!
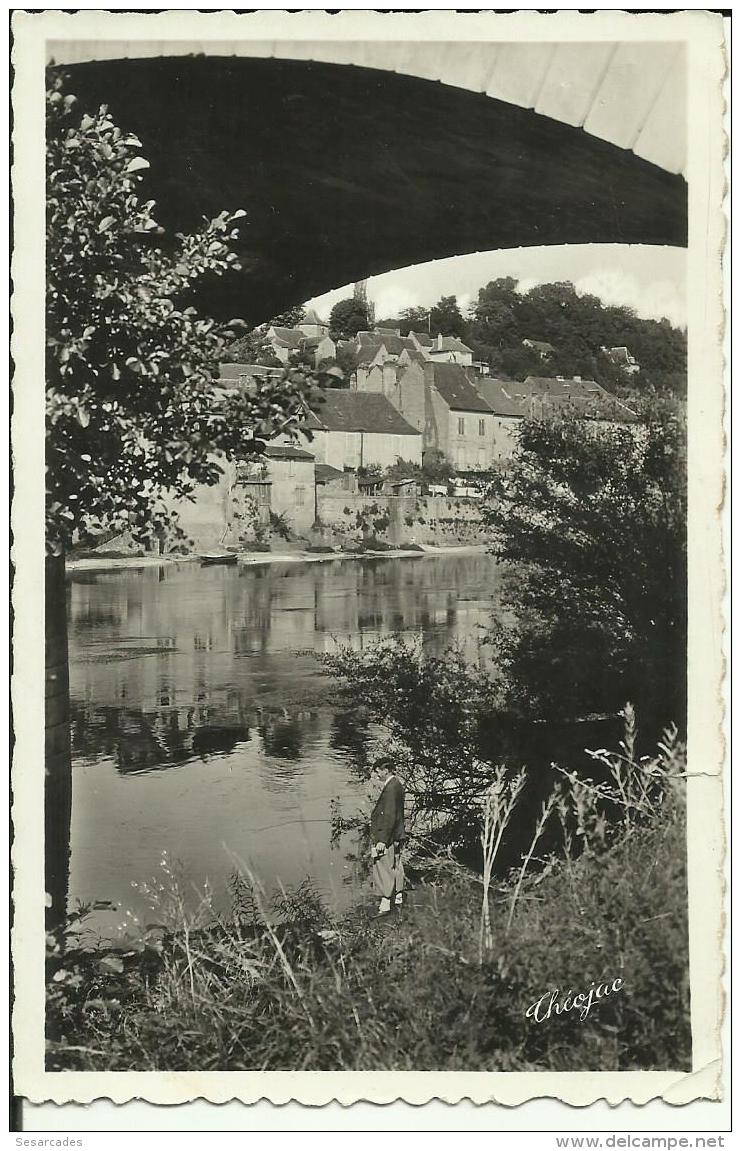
[370,775,406,846]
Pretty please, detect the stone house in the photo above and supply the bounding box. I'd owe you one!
[472,377,527,463]
[425,333,474,366]
[297,308,330,339]
[315,463,356,496]
[262,444,316,534]
[266,325,305,363]
[522,338,556,359]
[519,376,637,426]
[394,361,496,471]
[603,345,640,375]
[266,324,335,368]
[301,332,337,367]
[473,374,638,461]
[307,389,422,471]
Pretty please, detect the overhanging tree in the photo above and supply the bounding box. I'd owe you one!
[45,76,318,922]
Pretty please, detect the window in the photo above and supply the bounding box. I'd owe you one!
[295,487,305,507]
[457,417,465,436]
[288,460,296,477]
[478,418,485,436]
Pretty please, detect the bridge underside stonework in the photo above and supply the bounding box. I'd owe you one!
[55,55,687,325]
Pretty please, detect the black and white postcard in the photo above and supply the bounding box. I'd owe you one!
[11,9,728,1115]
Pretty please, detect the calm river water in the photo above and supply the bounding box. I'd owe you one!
[67,551,505,930]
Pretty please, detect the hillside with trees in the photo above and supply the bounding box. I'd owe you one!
[382,279,686,397]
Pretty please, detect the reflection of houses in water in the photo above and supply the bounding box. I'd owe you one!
[67,554,505,771]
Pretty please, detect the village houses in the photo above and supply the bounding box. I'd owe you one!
[366,360,497,471]
[266,307,336,368]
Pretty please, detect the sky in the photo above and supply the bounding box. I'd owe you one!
[306,244,687,330]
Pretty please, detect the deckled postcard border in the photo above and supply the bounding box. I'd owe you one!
[11,8,727,1108]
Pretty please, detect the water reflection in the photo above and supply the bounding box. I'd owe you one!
[67,553,502,925]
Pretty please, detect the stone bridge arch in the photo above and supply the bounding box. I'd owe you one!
[51,44,687,323]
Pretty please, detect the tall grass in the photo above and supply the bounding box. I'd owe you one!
[46,717,690,1073]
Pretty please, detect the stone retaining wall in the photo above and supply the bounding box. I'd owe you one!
[315,491,485,547]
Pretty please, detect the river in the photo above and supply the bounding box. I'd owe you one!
[66,550,506,932]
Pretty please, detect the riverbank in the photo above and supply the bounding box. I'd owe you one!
[47,791,689,1073]
[66,542,489,574]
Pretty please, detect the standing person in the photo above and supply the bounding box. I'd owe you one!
[369,756,406,917]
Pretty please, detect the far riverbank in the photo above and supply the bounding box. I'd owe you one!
[66,542,489,575]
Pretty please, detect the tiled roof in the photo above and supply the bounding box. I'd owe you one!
[302,333,333,349]
[474,377,528,417]
[432,336,474,354]
[264,444,316,461]
[409,330,433,347]
[310,390,421,435]
[315,463,346,483]
[219,362,281,379]
[270,326,304,348]
[521,377,637,421]
[523,339,556,354]
[426,363,493,413]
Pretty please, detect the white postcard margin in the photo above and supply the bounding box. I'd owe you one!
[10,8,728,1107]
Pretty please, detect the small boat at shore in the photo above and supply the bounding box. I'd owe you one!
[199,552,238,567]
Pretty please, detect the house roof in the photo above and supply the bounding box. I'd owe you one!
[375,326,401,337]
[431,335,474,354]
[302,307,327,327]
[521,377,637,421]
[310,390,421,435]
[264,444,316,461]
[270,326,304,349]
[219,362,282,380]
[426,363,493,413]
[474,377,528,417]
[315,463,346,483]
[606,345,636,365]
[523,338,556,354]
[409,330,433,347]
[302,333,333,349]
[357,333,410,359]
[399,348,427,365]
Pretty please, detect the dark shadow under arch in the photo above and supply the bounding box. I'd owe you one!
[54,55,687,324]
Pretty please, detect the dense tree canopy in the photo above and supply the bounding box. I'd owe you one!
[46,77,317,553]
[429,295,467,338]
[484,401,687,725]
[378,279,686,396]
[328,297,370,339]
[467,279,686,395]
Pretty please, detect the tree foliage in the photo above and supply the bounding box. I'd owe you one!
[328,297,369,339]
[467,278,686,396]
[484,402,687,724]
[46,76,317,553]
[429,294,466,338]
[324,639,500,846]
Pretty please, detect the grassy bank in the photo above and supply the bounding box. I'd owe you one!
[47,728,690,1072]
